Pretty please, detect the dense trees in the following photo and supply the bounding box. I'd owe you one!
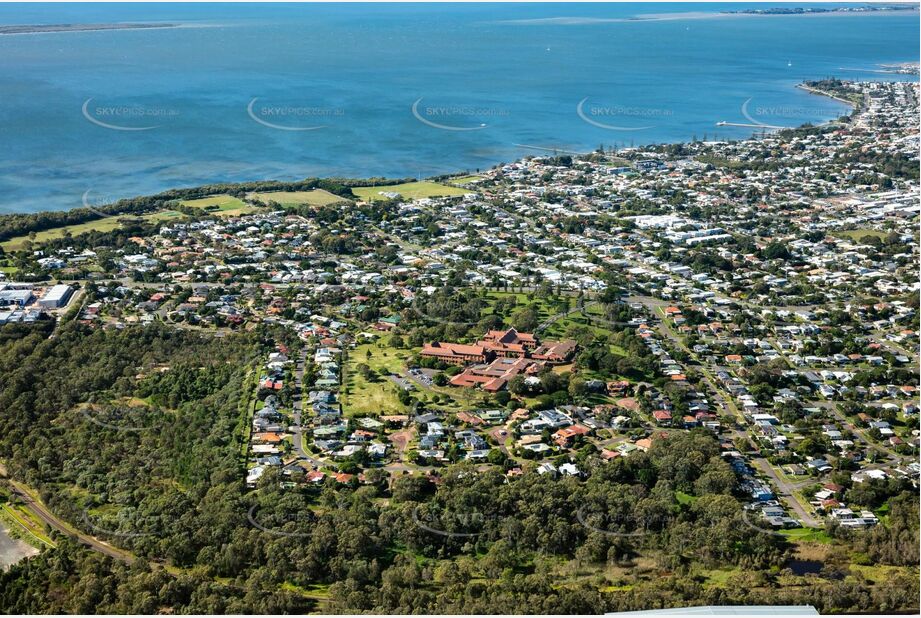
[0,538,313,614]
[0,321,916,614]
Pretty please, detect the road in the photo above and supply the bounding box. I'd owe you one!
[811,399,904,461]
[630,295,825,528]
[750,458,821,528]
[535,297,584,333]
[289,347,325,468]
[872,330,920,366]
[8,481,134,563]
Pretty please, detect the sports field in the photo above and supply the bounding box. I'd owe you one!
[351,181,471,202]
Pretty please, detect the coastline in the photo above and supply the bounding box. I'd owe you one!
[0,23,178,36]
[494,7,918,26]
[0,79,881,223]
[795,83,858,109]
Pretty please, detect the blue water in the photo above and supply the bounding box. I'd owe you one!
[0,3,917,213]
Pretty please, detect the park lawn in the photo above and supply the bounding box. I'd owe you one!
[341,373,405,417]
[1,209,190,251]
[351,181,471,202]
[144,209,185,222]
[1,215,130,252]
[423,382,481,410]
[354,335,413,373]
[779,527,833,544]
[698,567,741,588]
[280,581,331,600]
[542,312,628,356]
[833,228,889,241]
[483,291,568,326]
[349,335,481,411]
[249,189,350,207]
[542,312,598,339]
[341,335,412,417]
[450,175,484,185]
[180,195,256,217]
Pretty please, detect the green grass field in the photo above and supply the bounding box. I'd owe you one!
[249,189,350,208]
[779,527,833,544]
[697,567,740,588]
[1,216,131,252]
[849,563,918,582]
[450,175,484,185]
[1,503,55,547]
[340,334,484,414]
[2,195,256,252]
[833,228,889,242]
[341,335,413,417]
[351,181,471,202]
[1,209,189,252]
[180,195,257,217]
[144,209,185,222]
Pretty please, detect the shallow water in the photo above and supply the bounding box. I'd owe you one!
[0,2,917,213]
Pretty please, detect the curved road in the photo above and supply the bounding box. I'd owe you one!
[9,482,134,563]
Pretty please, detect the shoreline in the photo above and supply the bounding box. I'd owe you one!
[0,23,178,36]
[0,79,882,223]
[795,83,858,108]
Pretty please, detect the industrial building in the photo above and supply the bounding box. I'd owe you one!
[38,284,73,309]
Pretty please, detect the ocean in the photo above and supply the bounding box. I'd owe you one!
[0,2,917,213]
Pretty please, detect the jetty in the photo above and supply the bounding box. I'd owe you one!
[716,121,787,130]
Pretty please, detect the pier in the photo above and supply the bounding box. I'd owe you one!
[716,121,787,129]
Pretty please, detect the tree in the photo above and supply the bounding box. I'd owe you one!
[762,242,791,260]
[511,307,539,332]
[508,375,527,395]
[568,376,588,401]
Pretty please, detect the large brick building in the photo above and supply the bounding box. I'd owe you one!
[477,328,537,358]
[449,356,541,392]
[420,328,578,391]
[420,342,487,366]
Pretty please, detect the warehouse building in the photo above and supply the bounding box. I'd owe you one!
[0,288,34,307]
[38,284,73,309]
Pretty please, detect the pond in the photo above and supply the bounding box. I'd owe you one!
[786,559,824,576]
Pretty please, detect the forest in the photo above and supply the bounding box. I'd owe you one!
[0,321,917,614]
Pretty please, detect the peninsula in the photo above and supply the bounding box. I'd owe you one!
[0,23,177,35]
